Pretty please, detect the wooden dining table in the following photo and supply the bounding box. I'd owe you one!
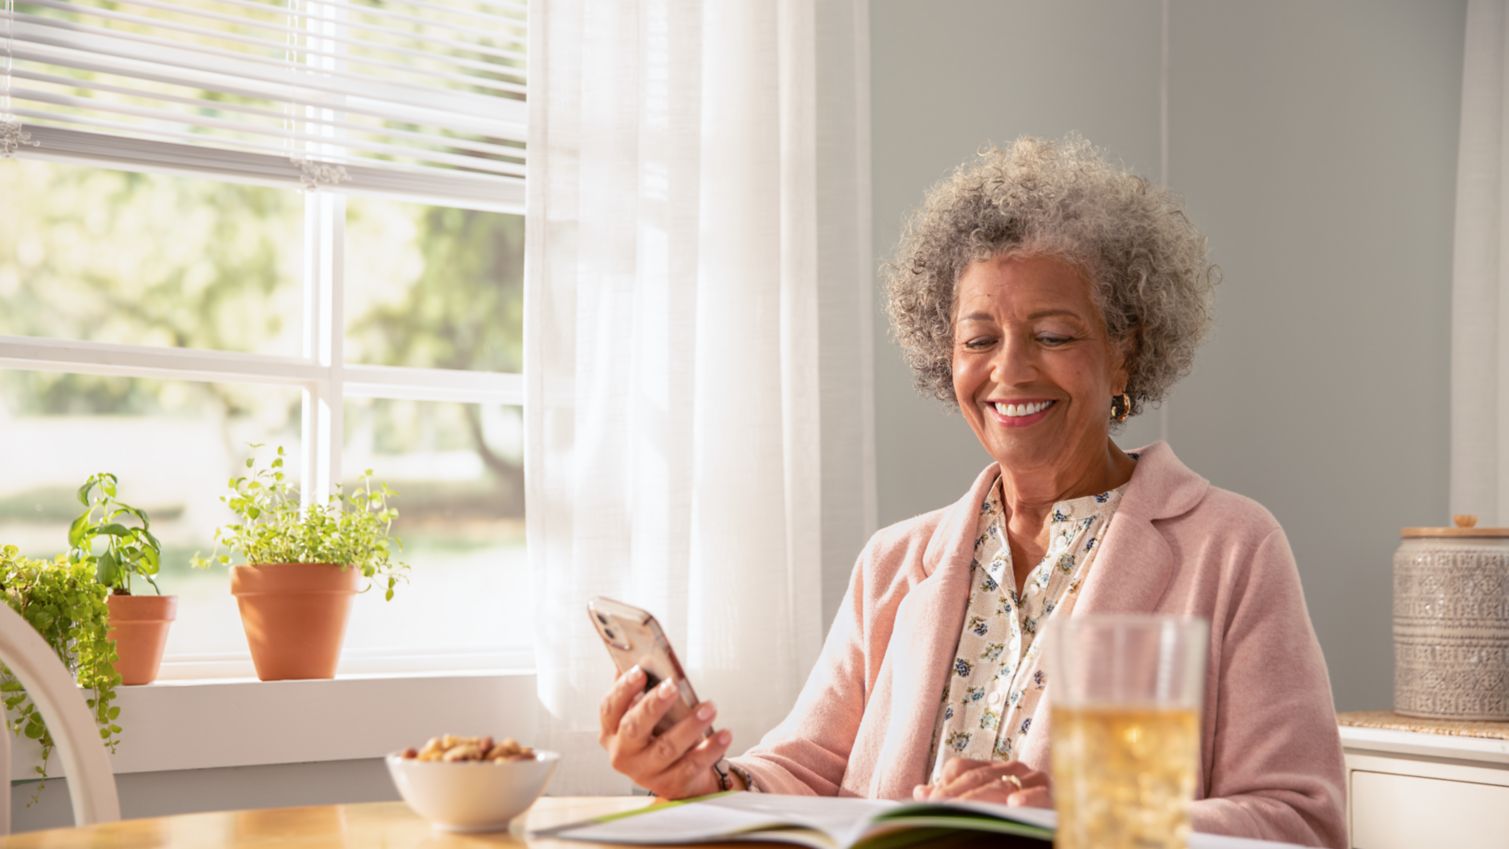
[0,796,723,849]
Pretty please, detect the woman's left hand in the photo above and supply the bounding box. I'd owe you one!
[911,758,1053,808]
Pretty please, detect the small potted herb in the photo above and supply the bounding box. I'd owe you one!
[192,446,408,681]
[69,473,176,686]
[0,545,121,787]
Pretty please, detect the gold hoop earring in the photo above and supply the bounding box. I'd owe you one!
[1111,392,1132,423]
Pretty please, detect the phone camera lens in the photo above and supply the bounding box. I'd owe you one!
[595,612,610,626]
[603,628,616,641]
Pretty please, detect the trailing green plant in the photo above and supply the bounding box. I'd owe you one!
[192,446,409,600]
[68,472,162,595]
[0,545,121,787]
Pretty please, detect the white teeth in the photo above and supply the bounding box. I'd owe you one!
[994,400,1052,417]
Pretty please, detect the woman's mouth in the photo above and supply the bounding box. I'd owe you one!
[987,399,1056,427]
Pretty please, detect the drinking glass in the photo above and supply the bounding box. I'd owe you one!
[1046,614,1208,849]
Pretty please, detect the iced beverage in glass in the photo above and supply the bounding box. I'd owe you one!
[1046,615,1207,849]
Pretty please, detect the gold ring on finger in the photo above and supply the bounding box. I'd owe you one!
[1000,774,1024,791]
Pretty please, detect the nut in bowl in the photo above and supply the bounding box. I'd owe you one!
[386,735,559,833]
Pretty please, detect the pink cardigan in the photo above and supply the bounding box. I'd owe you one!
[729,441,1347,849]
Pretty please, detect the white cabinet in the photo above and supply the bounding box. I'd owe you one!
[1339,712,1509,849]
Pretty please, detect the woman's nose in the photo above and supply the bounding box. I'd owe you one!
[990,335,1038,385]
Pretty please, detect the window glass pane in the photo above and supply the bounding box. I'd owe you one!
[0,160,304,355]
[0,371,302,659]
[343,197,523,372]
[342,399,528,654]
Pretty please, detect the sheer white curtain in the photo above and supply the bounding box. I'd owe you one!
[525,0,874,792]
[1452,0,1509,525]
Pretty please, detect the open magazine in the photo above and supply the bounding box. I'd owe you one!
[538,793,1317,849]
[540,793,1053,849]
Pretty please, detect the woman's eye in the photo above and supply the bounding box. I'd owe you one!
[1037,334,1071,347]
[963,337,995,350]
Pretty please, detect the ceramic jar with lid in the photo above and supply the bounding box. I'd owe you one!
[1393,515,1509,719]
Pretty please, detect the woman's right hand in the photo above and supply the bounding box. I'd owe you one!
[598,665,733,799]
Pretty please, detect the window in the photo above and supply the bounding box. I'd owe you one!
[0,0,529,676]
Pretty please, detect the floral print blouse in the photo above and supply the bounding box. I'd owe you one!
[927,475,1127,780]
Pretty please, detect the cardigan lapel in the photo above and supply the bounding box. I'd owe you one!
[1073,512,1176,614]
[869,548,973,797]
[1075,441,1208,614]
[868,465,998,799]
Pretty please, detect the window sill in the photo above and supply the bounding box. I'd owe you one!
[11,670,540,780]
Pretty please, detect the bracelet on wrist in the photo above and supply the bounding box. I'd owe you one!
[728,761,759,793]
[710,758,732,792]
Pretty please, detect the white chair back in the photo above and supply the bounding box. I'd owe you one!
[0,603,120,831]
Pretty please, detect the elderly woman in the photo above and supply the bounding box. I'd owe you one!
[596,136,1346,849]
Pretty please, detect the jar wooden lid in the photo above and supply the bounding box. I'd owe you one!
[1401,514,1509,538]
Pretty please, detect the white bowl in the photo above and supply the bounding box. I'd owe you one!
[385,750,559,833]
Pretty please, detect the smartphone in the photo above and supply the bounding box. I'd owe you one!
[587,596,702,736]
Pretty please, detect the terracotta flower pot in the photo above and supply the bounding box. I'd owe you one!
[106,593,177,686]
[230,563,359,681]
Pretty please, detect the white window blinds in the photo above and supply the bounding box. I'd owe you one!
[2,0,525,209]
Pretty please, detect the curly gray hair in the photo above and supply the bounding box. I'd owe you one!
[884,135,1216,420]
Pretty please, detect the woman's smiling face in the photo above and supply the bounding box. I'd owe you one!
[952,253,1129,482]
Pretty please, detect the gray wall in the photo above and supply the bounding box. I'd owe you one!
[869,0,1465,711]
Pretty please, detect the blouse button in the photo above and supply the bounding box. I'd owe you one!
[988,691,1003,706]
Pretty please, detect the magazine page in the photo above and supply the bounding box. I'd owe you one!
[544,793,897,848]
[707,793,901,846]
[863,799,1055,845]
[874,798,1058,831]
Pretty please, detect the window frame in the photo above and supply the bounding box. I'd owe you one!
[3,0,530,681]
[1,149,528,680]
